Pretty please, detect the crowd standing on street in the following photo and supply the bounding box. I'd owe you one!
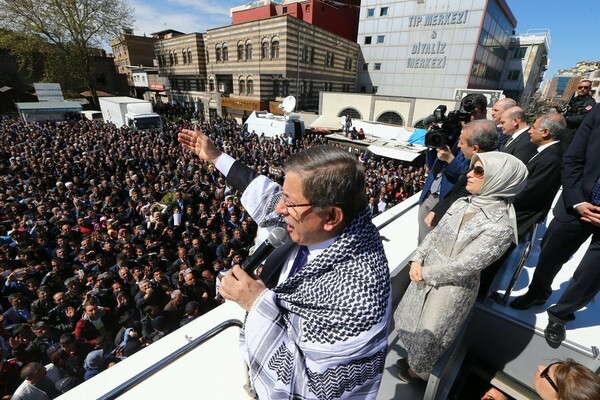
[0,115,424,397]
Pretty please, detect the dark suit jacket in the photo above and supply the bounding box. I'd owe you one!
[501,129,537,164]
[554,104,600,223]
[513,142,563,236]
[225,161,293,289]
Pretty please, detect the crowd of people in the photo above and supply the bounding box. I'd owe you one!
[0,114,424,397]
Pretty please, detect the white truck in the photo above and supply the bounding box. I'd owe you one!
[99,97,163,130]
[242,96,304,141]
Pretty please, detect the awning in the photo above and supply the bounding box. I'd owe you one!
[309,115,343,131]
[367,145,423,162]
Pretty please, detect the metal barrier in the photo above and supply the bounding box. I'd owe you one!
[98,319,243,400]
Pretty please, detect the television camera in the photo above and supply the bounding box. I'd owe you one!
[424,98,476,148]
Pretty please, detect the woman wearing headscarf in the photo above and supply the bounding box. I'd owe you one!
[394,152,528,383]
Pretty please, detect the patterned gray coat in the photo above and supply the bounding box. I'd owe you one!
[394,197,513,374]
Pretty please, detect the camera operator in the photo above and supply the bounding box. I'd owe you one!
[418,93,488,243]
[561,79,595,151]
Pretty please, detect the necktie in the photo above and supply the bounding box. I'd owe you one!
[289,245,309,277]
[502,137,513,151]
[591,178,600,206]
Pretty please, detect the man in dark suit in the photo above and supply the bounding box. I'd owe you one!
[509,105,600,347]
[512,113,565,237]
[498,106,537,164]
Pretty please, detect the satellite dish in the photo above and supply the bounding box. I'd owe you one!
[339,116,347,127]
[280,96,296,114]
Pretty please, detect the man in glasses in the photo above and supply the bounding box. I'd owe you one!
[561,78,595,150]
[509,104,600,348]
[178,128,391,399]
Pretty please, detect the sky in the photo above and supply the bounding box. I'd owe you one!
[129,0,599,82]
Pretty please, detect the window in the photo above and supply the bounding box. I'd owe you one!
[182,49,187,64]
[271,40,279,58]
[245,43,253,60]
[273,80,280,96]
[372,86,378,93]
[174,52,178,65]
[374,63,381,70]
[324,52,334,67]
[262,42,269,59]
[169,52,174,66]
[360,86,366,93]
[380,7,388,16]
[362,63,369,71]
[216,46,222,62]
[377,111,403,126]
[367,8,375,17]
[337,108,361,120]
[282,6,287,13]
[513,47,527,59]
[306,5,310,12]
[345,56,353,70]
[507,70,520,81]
[364,36,372,45]
[222,45,228,61]
[209,78,215,91]
[206,50,209,63]
[377,35,385,44]
[187,48,192,63]
[239,79,245,95]
[247,79,254,95]
[237,44,244,61]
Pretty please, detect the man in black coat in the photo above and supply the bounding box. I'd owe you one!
[498,106,537,164]
[560,79,596,150]
[512,113,564,237]
[509,105,600,347]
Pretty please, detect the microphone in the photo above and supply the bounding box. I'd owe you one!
[243,227,288,278]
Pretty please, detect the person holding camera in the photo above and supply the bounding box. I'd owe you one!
[395,152,527,383]
[417,93,488,243]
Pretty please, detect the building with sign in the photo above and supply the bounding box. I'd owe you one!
[357,0,517,100]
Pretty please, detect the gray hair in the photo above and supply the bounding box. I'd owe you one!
[465,120,498,152]
[495,98,517,111]
[284,145,366,223]
[539,113,566,140]
[171,289,182,299]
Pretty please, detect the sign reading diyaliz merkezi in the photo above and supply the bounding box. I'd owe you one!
[406,10,469,69]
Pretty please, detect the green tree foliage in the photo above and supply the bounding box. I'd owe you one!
[0,0,134,103]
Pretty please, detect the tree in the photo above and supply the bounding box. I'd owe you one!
[0,0,134,105]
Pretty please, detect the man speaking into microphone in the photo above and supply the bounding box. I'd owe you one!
[179,127,391,399]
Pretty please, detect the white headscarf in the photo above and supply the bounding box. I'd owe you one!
[470,152,528,243]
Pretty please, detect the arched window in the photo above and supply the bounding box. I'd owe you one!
[239,79,246,95]
[209,78,215,92]
[262,42,269,59]
[174,52,178,65]
[182,49,187,64]
[237,44,244,61]
[215,46,222,62]
[376,111,404,126]
[247,79,254,95]
[222,45,228,61]
[337,108,361,120]
[271,40,279,59]
[245,42,253,60]
[187,48,192,63]
[273,79,280,97]
[169,51,174,66]
[206,50,209,63]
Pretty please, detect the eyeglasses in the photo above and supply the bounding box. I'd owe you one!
[540,362,561,393]
[578,85,591,90]
[283,198,314,215]
[469,165,485,178]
